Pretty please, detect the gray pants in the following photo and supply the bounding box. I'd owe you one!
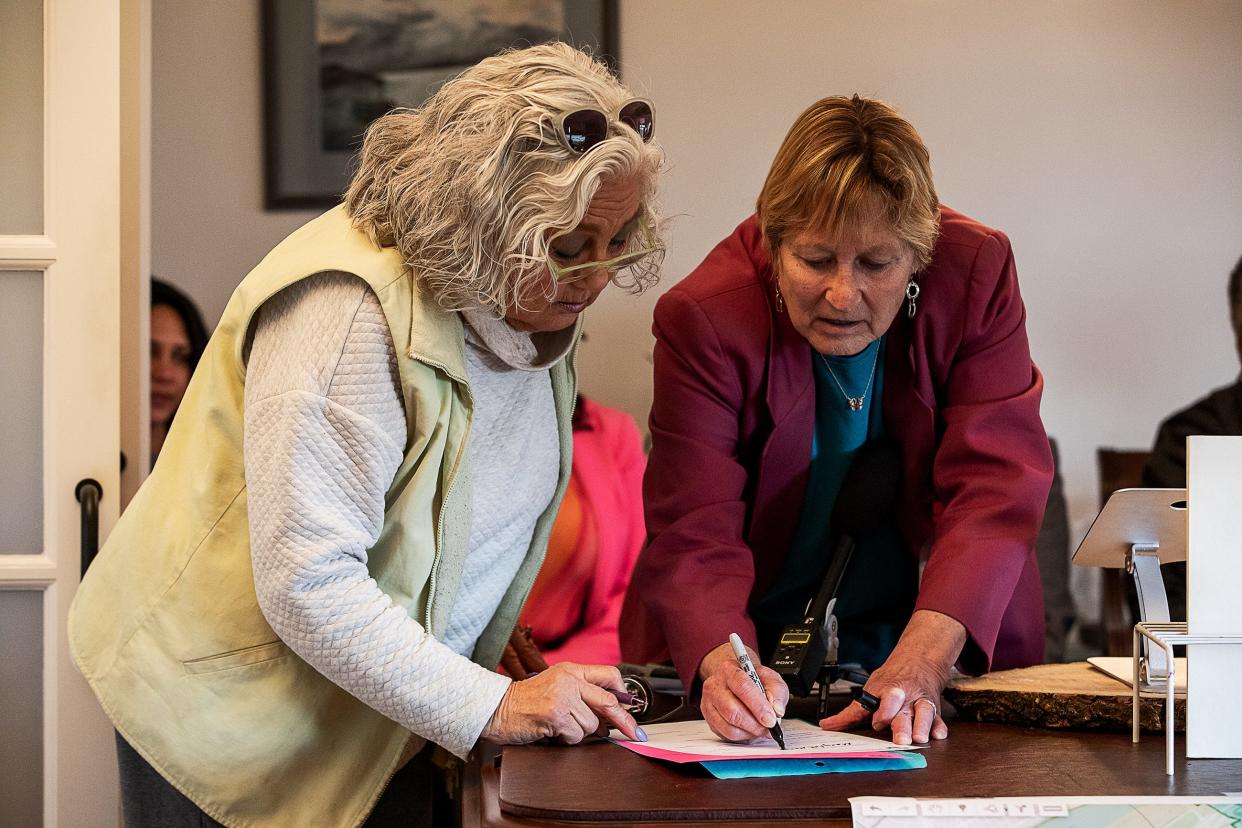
[115,732,440,826]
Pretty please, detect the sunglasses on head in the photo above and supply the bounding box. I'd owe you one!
[557,98,655,154]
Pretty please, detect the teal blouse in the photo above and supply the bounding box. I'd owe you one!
[752,337,917,672]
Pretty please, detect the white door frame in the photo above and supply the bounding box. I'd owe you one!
[0,0,127,824]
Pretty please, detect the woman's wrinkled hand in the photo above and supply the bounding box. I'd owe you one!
[819,651,949,745]
[480,662,644,746]
[698,641,789,743]
[818,609,965,745]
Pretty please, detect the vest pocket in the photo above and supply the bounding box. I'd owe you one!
[182,640,289,675]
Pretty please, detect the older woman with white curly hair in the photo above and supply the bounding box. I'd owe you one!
[70,43,663,827]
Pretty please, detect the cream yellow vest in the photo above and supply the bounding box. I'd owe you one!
[68,206,577,827]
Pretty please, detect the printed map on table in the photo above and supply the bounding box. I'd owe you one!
[851,796,1242,827]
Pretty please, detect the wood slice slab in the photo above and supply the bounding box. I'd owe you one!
[944,661,1184,732]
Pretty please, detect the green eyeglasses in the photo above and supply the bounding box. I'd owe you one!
[547,216,660,285]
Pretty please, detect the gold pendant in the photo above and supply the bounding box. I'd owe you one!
[848,397,863,411]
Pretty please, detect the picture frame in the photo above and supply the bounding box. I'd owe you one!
[261,0,619,210]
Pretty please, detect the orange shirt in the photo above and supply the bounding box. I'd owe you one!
[523,474,597,652]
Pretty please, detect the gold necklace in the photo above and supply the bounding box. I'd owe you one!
[817,345,879,412]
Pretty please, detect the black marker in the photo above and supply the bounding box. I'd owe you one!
[728,633,786,750]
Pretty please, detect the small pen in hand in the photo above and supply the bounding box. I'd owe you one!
[728,633,786,750]
[525,672,646,719]
[607,688,641,708]
[525,672,639,708]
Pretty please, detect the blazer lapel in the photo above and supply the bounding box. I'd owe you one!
[882,311,936,550]
[748,271,815,596]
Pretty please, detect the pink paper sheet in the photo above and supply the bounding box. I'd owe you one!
[611,739,900,764]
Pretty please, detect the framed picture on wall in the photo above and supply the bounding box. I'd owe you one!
[262,0,619,210]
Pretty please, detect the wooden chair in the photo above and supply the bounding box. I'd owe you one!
[1095,448,1153,655]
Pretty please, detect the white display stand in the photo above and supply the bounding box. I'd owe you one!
[1131,621,1242,774]
[1073,488,1185,685]
[1184,435,1242,760]
[1076,464,1242,775]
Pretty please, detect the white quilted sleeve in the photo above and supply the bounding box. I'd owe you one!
[243,272,511,759]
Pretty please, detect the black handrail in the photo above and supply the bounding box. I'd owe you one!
[75,478,102,579]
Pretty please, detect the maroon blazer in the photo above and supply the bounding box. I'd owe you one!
[620,207,1053,692]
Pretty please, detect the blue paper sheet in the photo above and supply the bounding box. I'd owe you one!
[701,751,926,779]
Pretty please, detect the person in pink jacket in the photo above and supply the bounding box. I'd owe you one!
[521,395,647,665]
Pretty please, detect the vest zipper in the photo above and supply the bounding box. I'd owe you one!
[427,465,461,631]
[568,348,579,420]
[419,337,574,632]
[370,760,401,825]
[420,360,471,633]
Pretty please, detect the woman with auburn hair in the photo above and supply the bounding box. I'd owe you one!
[71,43,663,826]
[623,95,1051,748]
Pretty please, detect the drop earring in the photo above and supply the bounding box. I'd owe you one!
[905,277,920,318]
[774,283,785,314]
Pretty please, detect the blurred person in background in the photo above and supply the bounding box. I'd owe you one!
[519,394,646,666]
[1141,252,1242,620]
[150,278,208,465]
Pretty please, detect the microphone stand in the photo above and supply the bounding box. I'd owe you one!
[770,534,856,696]
[769,438,899,699]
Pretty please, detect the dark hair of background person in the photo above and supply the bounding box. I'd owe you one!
[1136,251,1242,625]
[149,278,210,469]
[151,278,209,374]
[1228,254,1242,311]
[1228,254,1242,338]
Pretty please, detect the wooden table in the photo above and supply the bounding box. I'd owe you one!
[463,721,1241,826]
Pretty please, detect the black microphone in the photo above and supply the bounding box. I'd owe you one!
[768,439,901,696]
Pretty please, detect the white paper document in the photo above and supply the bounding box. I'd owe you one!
[1088,656,1187,695]
[608,718,918,763]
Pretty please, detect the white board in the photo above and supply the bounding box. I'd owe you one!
[1186,435,1242,758]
